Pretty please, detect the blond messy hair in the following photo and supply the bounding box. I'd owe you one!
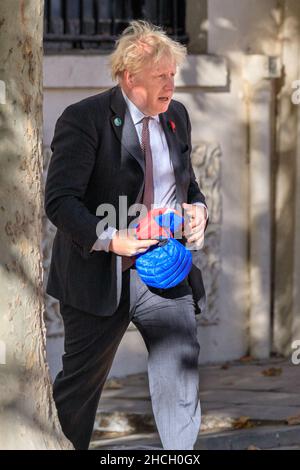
[109,20,187,82]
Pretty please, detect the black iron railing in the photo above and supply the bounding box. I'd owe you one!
[44,0,188,52]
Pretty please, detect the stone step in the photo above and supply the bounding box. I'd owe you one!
[195,425,300,450]
[91,408,300,451]
[91,424,300,450]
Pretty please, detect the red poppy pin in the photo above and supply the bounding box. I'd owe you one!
[168,119,176,133]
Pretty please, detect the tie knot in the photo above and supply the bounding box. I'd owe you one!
[142,116,152,125]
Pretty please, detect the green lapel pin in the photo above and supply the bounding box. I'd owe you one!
[114,117,122,127]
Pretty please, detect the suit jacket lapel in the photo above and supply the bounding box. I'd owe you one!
[110,86,145,175]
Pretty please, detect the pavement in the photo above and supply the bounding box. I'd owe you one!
[90,357,300,450]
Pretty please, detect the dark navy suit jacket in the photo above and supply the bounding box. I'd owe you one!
[45,85,208,316]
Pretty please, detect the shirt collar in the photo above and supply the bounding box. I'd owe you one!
[121,88,160,125]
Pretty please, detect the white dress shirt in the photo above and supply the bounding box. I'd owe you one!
[122,90,177,209]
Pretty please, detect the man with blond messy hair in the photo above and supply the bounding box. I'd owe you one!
[45,20,208,450]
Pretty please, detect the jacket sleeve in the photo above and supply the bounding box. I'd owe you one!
[45,103,100,251]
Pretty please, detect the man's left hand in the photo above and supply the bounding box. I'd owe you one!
[182,203,207,249]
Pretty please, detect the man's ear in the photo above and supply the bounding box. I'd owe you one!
[123,70,134,89]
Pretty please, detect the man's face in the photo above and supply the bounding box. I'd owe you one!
[126,57,176,116]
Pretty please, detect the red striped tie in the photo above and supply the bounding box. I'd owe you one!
[141,116,154,211]
[122,116,154,272]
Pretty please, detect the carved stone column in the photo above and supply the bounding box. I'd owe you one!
[191,142,222,326]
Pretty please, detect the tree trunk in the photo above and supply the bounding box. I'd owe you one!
[0,0,72,449]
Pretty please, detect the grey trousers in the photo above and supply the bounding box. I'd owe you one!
[53,267,201,450]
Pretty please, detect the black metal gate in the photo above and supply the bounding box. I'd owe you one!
[44,0,187,52]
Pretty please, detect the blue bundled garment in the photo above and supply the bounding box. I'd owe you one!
[134,209,192,289]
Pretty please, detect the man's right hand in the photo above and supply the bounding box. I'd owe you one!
[109,228,159,257]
